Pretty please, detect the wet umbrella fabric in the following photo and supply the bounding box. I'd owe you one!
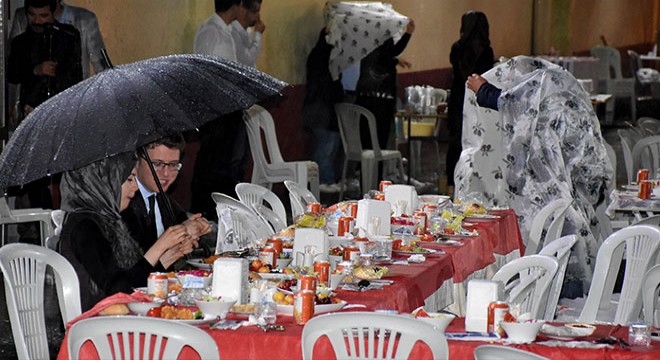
[0,53,287,188]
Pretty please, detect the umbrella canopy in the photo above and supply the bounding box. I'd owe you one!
[0,53,287,188]
[324,1,409,80]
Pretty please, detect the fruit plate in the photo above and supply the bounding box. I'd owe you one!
[257,272,295,280]
[276,300,347,316]
[186,259,212,270]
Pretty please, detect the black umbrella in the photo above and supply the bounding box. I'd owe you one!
[0,53,287,188]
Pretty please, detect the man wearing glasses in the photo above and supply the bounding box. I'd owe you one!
[122,134,211,254]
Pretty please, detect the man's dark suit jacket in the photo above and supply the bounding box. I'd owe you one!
[121,192,188,253]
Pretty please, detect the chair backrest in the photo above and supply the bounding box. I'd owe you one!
[492,255,559,319]
[638,117,660,135]
[591,46,624,81]
[634,214,660,226]
[628,49,647,95]
[538,235,579,320]
[244,104,287,186]
[235,182,287,227]
[474,345,549,360]
[578,224,660,324]
[603,140,617,190]
[0,243,81,360]
[301,312,448,360]
[0,196,13,217]
[212,192,272,249]
[642,264,660,327]
[631,135,660,176]
[618,128,646,184]
[335,103,383,159]
[526,199,571,255]
[284,180,318,219]
[67,316,219,360]
[252,203,287,232]
[432,88,448,103]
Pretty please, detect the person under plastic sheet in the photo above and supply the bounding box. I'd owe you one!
[456,56,614,295]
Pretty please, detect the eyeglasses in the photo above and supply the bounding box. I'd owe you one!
[151,160,182,172]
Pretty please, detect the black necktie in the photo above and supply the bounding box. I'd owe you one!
[148,195,157,237]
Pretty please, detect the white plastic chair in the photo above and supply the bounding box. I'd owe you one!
[284,180,319,220]
[591,46,636,123]
[634,214,660,226]
[0,243,81,360]
[212,192,272,248]
[642,264,660,327]
[235,182,288,227]
[252,203,287,233]
[618,128,644,185]
[474,345,549,360]
[632,135,660,177]
[492,255,559,320]
[301,312,448,360]
[244,105,320,199]
[335,103,405,199]
[45,209,66,251]
[538,235,579,320]
[526,199,571,255]
[67,316,219,360]
[578,224,660,324]
[0,195,55,247]
[638,117,660,135]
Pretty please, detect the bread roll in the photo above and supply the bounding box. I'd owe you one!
[99,303,130,316]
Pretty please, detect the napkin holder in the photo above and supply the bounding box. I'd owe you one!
[211,258,248,304]
[465,280,503,333]
[384,185,418,215]
[356,199,391,236]
[292,228,329,267]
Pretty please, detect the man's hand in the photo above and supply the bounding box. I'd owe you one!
[254,18,265,33]
[33,60,57,77]
[183,213,211,239]
[397,58,412,69]
[467,74,488,93]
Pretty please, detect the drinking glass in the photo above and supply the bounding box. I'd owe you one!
[255,302,277,325]
[629,322,651,347]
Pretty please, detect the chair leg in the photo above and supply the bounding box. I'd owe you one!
[339,160,349,200]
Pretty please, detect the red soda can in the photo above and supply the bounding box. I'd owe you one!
[299,275,317,291]
[638,169,650,183]
[379,180,393,193]
[413,211,427,234]
[342,246,360,261]
[487,301,510,337]
[313,260,330,286]
[147,272,168,299]
[639,180,652,199]
[306,202,322,213]
[347,202,358,218]
[259,246,277,267]
[337,216,354,236]
[266,238,283,254]
[294,290,315,325]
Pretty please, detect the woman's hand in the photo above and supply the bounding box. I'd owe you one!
[143,224,193,267]
[467,74,488,93]
[406,19,415,34]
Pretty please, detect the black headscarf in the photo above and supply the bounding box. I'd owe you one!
[60,152,141,269]
[458,11,491,76]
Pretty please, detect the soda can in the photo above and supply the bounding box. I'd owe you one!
[487,301,510,337]
[639,180,652,199]
[147,272,168,299]
[299,275,317,291]
[259,246,277,267]
[266,238,283,254]
[413,211,427,234]
[379,180,393,193]
[294,290,315,325]
[313,260,330,286]
[337,216,354,237]
[347,202,358,218]
[342,246,360,261]
[306,202,322,213]
[638,169,650,183]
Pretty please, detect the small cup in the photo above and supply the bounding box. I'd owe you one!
[254,302,277,325]
[628,322,651,347]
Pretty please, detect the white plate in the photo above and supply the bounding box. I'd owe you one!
[436,231,478,238]
[186,259,212,270]
[257,272,295,280]
[540,324,594,340]
[276,300,347,316]
[393,248,435,255]
[462,214,501,220]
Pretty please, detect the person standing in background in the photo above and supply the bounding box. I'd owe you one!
[190,0,243,221]
[445,11,494,196]
[231,0,265,68]
[355,19,415,151]
[302,27,345,193]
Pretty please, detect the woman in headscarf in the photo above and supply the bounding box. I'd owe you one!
[446,11,494,194]
[59,152,194,310]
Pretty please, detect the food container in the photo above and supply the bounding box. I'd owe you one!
[487,301,509,337]
[294,290,315,325]
[147,272,168,299]
[638,169,650,183]
[314,260,330,286]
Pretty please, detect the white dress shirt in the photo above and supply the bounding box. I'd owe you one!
[230,20,261,67]
[194,14,237,61]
